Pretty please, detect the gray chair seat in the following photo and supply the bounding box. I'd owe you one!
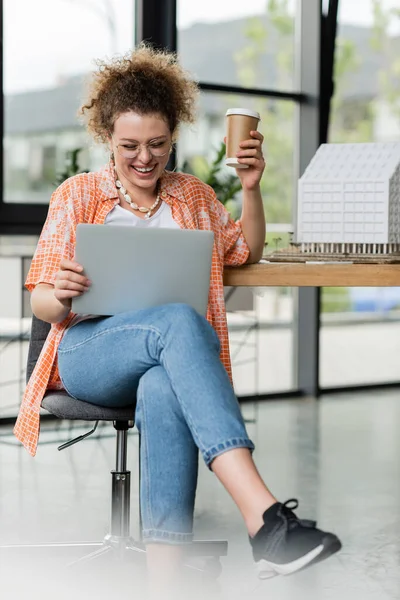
[41,390,136,421]
[32,317,137,422]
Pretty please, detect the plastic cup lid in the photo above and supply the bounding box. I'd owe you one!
[226,108,261,120]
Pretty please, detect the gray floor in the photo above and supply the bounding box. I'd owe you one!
[1,390,400,599]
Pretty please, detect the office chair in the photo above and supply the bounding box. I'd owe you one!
[2,314,227,577]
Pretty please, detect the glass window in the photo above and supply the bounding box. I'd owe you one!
[320,0,400,387]
[228,290,296,395]
[178,91,296,226]
[177,0,297,92]
[178,90,297,393]
[0,237,37,419]
[3,0,135,204]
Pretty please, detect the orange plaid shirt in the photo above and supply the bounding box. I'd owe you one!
[14,163,250,456]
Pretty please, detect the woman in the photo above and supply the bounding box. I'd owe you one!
[14,44,340,593]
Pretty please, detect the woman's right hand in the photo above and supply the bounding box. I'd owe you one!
[54,258,91,308]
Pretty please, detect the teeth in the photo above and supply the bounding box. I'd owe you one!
[135,167,154,173]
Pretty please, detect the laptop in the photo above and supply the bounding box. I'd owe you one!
[71,224,214,317]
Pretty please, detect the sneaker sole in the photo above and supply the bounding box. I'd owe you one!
[256,534,342,579]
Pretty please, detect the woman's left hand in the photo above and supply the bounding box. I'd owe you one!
[229,130,266,191]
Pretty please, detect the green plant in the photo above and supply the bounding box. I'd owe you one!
[181,142,242,218]
[55,148,88,186]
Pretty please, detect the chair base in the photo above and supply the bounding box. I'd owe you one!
[2,424,228,581]
[63,533,146,567]
[1,535,226,578]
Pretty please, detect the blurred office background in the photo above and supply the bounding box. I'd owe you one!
[2,0,400,421]
[1,3,400,598]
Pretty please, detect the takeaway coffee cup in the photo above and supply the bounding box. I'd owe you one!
[225,108,261,169]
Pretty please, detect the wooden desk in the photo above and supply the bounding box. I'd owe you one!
[223,262,400,287]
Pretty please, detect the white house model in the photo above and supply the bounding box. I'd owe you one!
[296,142,400,254]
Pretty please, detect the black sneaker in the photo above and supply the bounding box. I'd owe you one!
[250,499,341,579]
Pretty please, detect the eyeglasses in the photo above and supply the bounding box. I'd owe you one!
[114,139,172,159]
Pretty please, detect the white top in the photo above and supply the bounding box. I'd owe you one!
[104,201,180,229]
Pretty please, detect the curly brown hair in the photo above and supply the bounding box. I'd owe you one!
[80,43,199,143]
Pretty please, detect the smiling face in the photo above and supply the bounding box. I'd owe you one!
[110,111,172,194]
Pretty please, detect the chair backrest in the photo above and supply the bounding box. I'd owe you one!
[26,315,51,384]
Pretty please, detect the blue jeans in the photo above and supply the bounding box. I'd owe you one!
[57,303,254,544]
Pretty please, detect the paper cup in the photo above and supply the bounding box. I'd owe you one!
[225,108,261,169]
